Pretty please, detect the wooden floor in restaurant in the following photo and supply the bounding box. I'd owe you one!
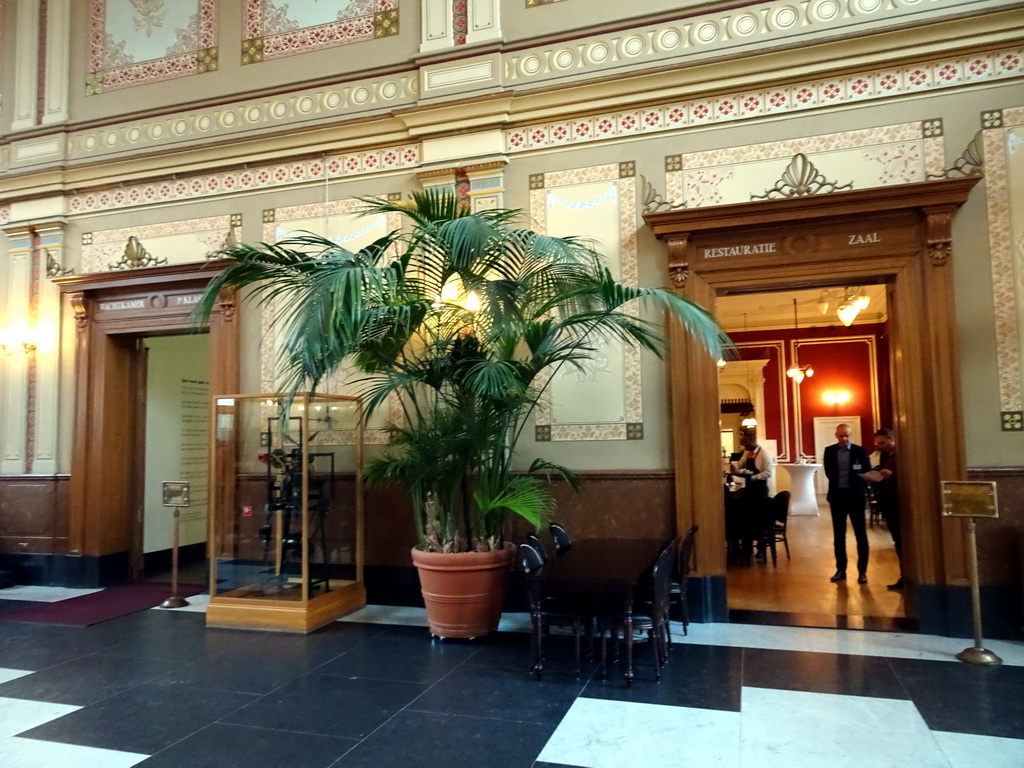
[726,498,906,629]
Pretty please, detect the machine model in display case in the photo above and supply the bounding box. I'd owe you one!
[206,393,365,632]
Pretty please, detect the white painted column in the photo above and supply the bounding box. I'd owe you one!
[33,221,69,475]
[41,0,72,126]
[10,0,42,131]
[1,226,33,474]
[467,0,502,46]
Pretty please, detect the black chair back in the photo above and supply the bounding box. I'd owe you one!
[678,525,698,583]
[772,491,791,524]
[550,523,573,555]
[650,537,680,615]
[525,533,548,564]
[520,542,545,574]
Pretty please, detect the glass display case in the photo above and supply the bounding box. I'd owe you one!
[206,393,365,632]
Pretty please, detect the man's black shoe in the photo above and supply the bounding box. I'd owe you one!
[830,570,846,582]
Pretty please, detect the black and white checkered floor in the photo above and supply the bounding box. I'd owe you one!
[1,587,1022,767]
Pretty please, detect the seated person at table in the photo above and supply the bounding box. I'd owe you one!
[729,429,774,560]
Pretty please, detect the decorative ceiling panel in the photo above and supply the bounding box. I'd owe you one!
[87,0,218,94]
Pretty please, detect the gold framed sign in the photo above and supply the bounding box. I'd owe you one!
[162,481,191,508]
[940,480,998,519]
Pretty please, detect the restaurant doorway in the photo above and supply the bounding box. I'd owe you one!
[716,286,904,629]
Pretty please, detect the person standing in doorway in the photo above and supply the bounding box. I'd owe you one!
[871,428,902,590]
[823,424,871,584]
[729,429,773,562]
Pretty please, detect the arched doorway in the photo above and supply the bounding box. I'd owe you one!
[54,264,237,586]
[646,175,980,635]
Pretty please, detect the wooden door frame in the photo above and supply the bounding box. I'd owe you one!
[54,264,238,586]
[645,176,980,633]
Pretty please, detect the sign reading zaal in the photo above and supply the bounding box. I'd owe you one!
[162,481,191,508]
[940,480,998,518]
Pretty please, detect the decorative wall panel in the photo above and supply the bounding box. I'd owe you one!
[983,105,1024,430]
[505,48,1023,154]
[531,163,640,441]
[242,0,399,63]
[87,0,218,93]
[260,199,404,443]
[80,214,240,273]
[665,121,945,208]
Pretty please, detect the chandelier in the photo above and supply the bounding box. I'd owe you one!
[818,287,870,327]
[786,298,814,383]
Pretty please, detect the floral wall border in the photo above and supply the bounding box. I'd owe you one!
[982,105,1024,431]
[531,162,642,442]
[87,0,218,94]
[68,145,421,216]
[259,198,404,444]
[505,48,1023,154]
[242,0,399,64]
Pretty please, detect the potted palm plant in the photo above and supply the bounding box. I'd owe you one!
[197,190,727,637]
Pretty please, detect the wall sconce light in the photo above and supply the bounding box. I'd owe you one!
[0,328,37,355]
[823,391,851,406]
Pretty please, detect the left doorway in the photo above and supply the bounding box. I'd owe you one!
[136,333,210,583]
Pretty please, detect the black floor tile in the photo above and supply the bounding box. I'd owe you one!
[315,630,479,684]
[222,673,430,740]
[410,660,585,725]
[0,652,170,705]
[332,709,555,768]
[0,598,35,615]
[888,657,1024,739]
[17,682,258,754]
[582,642,743,711]
[136,722,356,768]
[742,647,910,700]
[0,622,131,670]
[152,645,323,695]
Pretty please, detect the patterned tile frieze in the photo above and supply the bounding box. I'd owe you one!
[505,48,1024,153]
[982,105,1024,422]
[0,205,10,227]
[503,0,1020,91]
[67,71,418,163]
[67,145,420,215]
[531,163,641,442]
[259,198,404,443]
[664,121,944,207]
[87,0,218,94]
[79,215,240,273]
[243,0,399,64]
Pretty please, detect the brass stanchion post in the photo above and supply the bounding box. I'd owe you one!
[161,506,189,609]
[956,517,1001,666]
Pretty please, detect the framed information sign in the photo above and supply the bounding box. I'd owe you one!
[940,480,998,519]
[162,480,191,507]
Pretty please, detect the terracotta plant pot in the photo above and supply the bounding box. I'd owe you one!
[411,542,516,639]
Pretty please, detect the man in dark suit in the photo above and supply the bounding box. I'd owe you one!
[823,423,872,584]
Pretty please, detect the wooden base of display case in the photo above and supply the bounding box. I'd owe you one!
[205,580,367,633]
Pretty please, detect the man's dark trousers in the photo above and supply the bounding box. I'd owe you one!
[830,488,869,573]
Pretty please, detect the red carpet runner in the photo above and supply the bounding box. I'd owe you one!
[1,582,205,626]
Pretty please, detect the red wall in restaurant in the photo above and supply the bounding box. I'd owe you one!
[727,323,891,460]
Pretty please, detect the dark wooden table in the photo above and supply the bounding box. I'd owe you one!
[526,538,666,685]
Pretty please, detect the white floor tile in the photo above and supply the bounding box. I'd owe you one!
[0,586,103,603]
[338,605,431,627]
[539,697,741,768]
[933,730,1024,768]
[0,696,80,739]
[677,623,1024,667]
[0,736,148,767]
[0,669,32,685]
[740,687,949,767]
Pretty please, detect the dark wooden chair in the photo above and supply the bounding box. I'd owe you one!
[670,525,698,634]
[521,542,586,678]
[598,537,679,682]
[525,532,549,564]
[767,491,791,566]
